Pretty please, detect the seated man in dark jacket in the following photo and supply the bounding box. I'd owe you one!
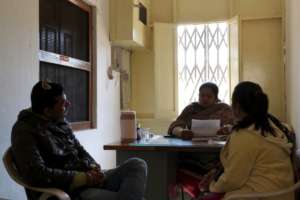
[11,81,147,200]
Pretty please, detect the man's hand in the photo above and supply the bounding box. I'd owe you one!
[86,168,105,186]
[90,163,101,171]
[181,129,194,140]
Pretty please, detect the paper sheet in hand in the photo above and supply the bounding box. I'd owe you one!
[191,119,220,137]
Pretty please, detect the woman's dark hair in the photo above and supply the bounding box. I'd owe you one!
[31,81,64,114]
[199,82,219,100]
[232,81,280,136]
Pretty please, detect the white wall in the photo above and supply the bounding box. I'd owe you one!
[0,0,121,199]
[286,0,300,145]
[0,1,39,199]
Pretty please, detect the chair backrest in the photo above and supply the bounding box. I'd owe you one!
[3,147,71,200]
[2,147,30,187]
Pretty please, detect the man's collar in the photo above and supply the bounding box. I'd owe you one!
[28,108,50,121]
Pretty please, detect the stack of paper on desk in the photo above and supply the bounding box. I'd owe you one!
[191,119,220,137]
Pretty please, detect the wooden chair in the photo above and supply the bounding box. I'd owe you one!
[2,147,71,200]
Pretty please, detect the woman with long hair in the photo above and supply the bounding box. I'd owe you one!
[205,81,295,200]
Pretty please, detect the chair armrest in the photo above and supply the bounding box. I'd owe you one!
[2,147,71,200]
[26,186,71,200]
[223,181,300,200]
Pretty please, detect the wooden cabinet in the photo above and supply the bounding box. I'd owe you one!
[109,0,150,49]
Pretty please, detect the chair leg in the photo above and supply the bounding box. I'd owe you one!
[181,185,185,200]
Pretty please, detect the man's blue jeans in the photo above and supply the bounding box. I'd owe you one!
[78,158,147,200]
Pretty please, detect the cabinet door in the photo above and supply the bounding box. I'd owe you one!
[228,16,241,97]
[154,23,177,119]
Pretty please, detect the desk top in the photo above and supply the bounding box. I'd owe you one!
[103,136,226,152]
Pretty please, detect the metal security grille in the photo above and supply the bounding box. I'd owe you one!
[177,22,229,113]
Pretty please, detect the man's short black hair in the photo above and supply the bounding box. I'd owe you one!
[31,81,64,114]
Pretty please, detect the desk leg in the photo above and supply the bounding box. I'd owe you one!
[116,151,178,200]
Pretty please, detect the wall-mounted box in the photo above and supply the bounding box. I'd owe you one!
[110,0,150,49]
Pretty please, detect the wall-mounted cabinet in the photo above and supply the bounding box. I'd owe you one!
[110,0,150,49]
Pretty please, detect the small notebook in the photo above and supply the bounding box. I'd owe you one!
[191,119,220,137]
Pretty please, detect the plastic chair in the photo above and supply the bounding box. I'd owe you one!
[223,180,300,200]
[2,147,71,200]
